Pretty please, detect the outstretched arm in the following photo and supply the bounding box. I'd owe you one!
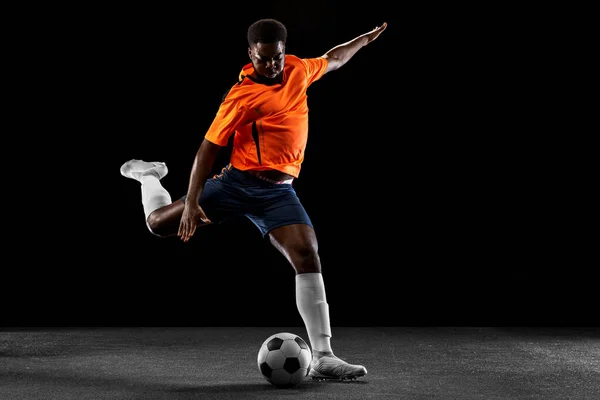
[322,22,387,74]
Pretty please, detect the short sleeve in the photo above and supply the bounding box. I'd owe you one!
[204,97,248,146]
[301,57,328,86]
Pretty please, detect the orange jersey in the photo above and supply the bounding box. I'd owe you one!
[204,55,328,178]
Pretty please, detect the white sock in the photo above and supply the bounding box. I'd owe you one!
[296,272,333,354]
[140,174,172,219]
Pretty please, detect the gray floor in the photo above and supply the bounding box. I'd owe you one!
[1,326,599,399]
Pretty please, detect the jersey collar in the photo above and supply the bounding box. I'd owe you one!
[239,63,283,85]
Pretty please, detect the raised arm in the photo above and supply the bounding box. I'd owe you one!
[322,22,387,74]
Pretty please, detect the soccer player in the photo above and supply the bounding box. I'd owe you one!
[121,18,387,381]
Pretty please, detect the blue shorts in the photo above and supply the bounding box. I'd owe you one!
[182,164,313,237]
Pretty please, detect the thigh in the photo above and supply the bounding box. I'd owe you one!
[268,224,321,274]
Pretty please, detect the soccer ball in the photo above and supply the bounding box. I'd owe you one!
[257,332,312,388]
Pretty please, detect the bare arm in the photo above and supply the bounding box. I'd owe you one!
[178,138,222,242]
[322,22,387,74]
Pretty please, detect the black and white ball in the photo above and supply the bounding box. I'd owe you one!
[257,332,312,388]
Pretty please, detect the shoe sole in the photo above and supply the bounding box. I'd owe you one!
[309,372,366,381]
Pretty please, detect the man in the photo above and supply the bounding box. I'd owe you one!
[121,18,387,381]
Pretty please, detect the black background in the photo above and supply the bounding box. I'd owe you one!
[5,2,593,327]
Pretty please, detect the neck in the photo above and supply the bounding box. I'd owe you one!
[252,73,282,85]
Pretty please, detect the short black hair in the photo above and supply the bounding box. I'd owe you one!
[247,18,287,46]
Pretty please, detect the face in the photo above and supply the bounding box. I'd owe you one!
[248,41,285,79]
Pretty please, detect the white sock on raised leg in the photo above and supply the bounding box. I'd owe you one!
[121,159,171,223]
[140,174,172,219]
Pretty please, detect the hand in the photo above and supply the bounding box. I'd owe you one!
[177,202,211,242]
[366,22,387,43]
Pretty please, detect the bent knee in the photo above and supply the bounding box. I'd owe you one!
[291,247,321,274]
[146,212,174,238]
